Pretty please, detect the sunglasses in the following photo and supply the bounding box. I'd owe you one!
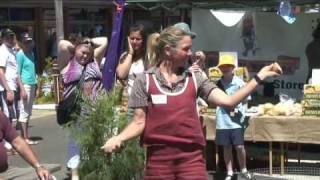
[80,39,93,46]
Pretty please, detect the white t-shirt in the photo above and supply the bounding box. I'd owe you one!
[0,44,18,91]
[127,58,144,95]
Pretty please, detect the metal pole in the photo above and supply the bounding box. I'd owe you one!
[53,0,64,104]
[269,142,273,176]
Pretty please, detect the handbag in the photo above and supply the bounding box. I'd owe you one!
[57,67,86,125]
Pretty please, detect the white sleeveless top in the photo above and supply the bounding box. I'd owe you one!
[127,57,144,95]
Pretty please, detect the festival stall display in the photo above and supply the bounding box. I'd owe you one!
[302,84,320,116]
[201,65,250,116]
[256,101,303,116]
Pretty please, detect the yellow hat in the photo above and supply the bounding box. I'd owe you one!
[217,54,236,68]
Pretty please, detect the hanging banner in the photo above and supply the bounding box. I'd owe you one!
[192,8,320,99]
[102,0,125,91]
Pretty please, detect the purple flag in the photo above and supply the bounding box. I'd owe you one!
[102,0,125,91]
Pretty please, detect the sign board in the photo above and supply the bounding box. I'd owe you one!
[192,9,320,99]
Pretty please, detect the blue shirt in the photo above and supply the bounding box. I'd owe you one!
[216,75,250,129]
[16,50,37,85]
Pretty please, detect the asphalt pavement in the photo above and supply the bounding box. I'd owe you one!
[8,110,69,179]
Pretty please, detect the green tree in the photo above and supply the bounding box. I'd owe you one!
[68,89,145,180]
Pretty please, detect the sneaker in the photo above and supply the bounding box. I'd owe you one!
[4,141,12,150]
[240,171,255,180]
[26,139,39,145]
[225,174,233,180]
[6,149,17,156]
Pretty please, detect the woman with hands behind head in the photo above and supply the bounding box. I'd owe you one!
[102,26,279,180]
[58,35,107,180]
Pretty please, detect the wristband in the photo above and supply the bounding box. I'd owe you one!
[254,74,263,84]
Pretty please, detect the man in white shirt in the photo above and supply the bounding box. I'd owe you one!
[0,28,26,124]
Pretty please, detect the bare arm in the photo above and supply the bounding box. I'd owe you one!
[0,67,10,91]
[116,53,133,79]
[101,107,146,153]
[116,37,134,80]
[118,107,146,141]
[0,67,14,103]
[17,75,27,100]
[57,40,74,71]
[208,64,279,109]
[11,136,50,180]
[91,37,108,65]
[208,79,258,109]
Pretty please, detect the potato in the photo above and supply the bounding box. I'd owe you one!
[271,62,283,74]
[263,103,274,113]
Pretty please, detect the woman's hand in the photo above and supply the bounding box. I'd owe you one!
[35,86,41,99]
[188,64,201,73]
[101,136,123,153]
[35,166,51,180]
[6,90,14,105]
[20,88,27,100]
[257,63,281,80]
[127,37,134,55]
[192,51,206,65]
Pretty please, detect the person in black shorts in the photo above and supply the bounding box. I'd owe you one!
[215,53,254,180]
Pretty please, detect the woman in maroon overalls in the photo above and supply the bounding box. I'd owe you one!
[102,26,280,180]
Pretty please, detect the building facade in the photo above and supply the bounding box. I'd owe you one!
[0,0,189,73]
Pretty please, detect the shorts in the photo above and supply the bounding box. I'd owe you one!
[144,144,207,180]
[0,90,19,121]
[18,84,36,123]
[216,128,244,146]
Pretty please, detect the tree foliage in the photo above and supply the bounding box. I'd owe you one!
[68,89,145,180]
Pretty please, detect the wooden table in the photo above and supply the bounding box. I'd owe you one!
[203,114,320,175]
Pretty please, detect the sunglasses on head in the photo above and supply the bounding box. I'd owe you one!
[80,39,93,46]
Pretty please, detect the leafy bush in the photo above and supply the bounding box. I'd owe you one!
[34,93,54,104]
[35,56,55,104]
[68,89,145,180]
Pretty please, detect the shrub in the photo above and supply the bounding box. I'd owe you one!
[68,89,145,180]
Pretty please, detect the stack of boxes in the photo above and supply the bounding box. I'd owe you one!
[234,67,250,82]
[302,84,320,116]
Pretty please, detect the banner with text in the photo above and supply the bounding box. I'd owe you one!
[192,9,320,99]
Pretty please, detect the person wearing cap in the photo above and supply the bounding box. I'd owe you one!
[174,22,209,115]
[0,28,27,153]
[102,26,279,180]
[0,28,27,125]
[173,22,197,39]
[173,22,205,75]
[16,33,39,145]
[215,53,254,180]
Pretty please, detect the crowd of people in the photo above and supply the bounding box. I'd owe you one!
[101,23,279,180]
[0,28,51,179]
[0,21,281,180]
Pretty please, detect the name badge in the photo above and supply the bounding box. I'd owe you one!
[151,94,167,104]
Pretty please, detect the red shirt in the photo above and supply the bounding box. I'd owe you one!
[142,73,205,146]
[0,112,19,172]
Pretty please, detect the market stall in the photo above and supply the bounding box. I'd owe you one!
[203,115,320,175]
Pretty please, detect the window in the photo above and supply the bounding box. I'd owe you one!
[10,8,34,21]
[0,8,8,22]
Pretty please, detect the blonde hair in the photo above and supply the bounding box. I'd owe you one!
[148,26,189,66]
[146,32,160,66]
